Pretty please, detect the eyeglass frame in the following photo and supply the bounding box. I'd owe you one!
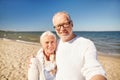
[53,21,71,30]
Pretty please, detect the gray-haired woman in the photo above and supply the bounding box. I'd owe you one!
[28,31,57,80]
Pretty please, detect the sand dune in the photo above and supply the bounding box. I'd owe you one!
[0,39,120,80]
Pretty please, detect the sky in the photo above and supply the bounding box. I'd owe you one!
[0,0,120,31]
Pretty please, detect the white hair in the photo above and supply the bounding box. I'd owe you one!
[52,11,72,23]
[40,31,56,44]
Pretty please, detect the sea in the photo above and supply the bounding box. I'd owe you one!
[0,30,120,55]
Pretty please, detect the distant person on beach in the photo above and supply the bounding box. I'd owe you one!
[52,11,107,80]
[28,31,57,80]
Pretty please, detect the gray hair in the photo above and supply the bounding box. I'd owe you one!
[40,31,56,44]
[52,11,72,23]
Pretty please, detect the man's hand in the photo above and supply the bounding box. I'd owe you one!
[90,75,107,80]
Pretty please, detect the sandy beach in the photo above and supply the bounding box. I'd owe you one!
[0,39,120,80]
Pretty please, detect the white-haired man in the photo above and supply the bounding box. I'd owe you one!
[52,11,107,80]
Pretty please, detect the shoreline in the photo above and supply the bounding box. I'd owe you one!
[0,38,40,46]
[0,39,120,80]
[1,38,120,56]
[98,52,120,59]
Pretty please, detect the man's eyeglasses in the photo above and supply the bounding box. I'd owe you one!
[53,21,71,30]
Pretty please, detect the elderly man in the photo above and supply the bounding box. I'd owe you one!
[52,11,107,80]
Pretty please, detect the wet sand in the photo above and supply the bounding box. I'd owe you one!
[0,39,120,80]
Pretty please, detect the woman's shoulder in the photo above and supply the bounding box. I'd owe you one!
[36,48,43,57]
[36,48,44,63]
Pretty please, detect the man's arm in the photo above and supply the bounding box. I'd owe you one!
[81,40,107,80]
[90,75,107,80]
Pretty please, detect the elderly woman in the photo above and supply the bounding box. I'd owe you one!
[28,31,57,80]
